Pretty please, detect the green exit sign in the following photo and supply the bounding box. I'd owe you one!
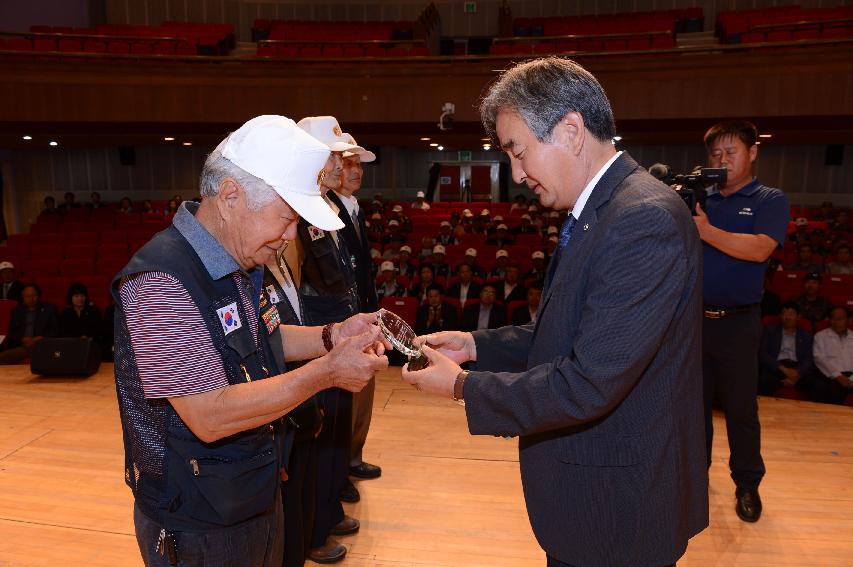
[458,150,472,161]
[464,2,477,14]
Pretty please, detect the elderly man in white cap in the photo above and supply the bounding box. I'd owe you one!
[411,190,431,210]
[0,261,23,302]
[324,133,386,500]
[376,260,407,298]
[295,115,375,562]
[111,115,388,567]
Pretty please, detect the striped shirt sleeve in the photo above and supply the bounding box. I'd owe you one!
[119,271,229,399]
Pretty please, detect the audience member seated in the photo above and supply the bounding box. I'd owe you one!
[141,200,155,213]
[415,284,457,335]
[461,285,504,331]
[831,211,850,234]
[58,191,81,211]
[512,283,543,326]
[411,191,430,211]
[795,272,833,328]
[497,265,527,303]
[827,244,853,275]
[0,283,59,365]
[88,191,105,209]
[59,283,102,339]
[381,240,403,261]
[761,266,782,317]
[788,217,810,246]
[376,261,406,298]
[366,213,384,242]
[396,245,417,278]
[525,251,548,282]
[510,194,528,212]
[814,201,835,222]
[382,220,407,247]
[758,302,814,396]
[118,197,134,214]
[410,263,437,304]
[435,221,458,246]
[811,306,853,404]
[41,196,59,215]
[430,245,451,278]
[486,223,516,247]
[461,248,486,279]
[446,264,482,310]
[488,250,510,280]
[515,214,538,235]
[0,262,24,303]
[787,243,823,273]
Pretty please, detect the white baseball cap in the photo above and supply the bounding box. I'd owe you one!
[380,261,395,272]
[433,244,446,255]
[480,209,490,216]
[416,191,425,198]
[532,251,545,260]
[388,219,400,226]
[370,248,381,259]
[496,250,508,258]
[216,115,342,231]
[400,245,412,253]
[0,261,14,271]
[465,247,477,257]
[521,214,532,221]
[296,116,367,154]
[341,132,376,163]
[529,205,539,212]
[440,220,451,227]
[392,205,403,213]
[371,212,382,220]
[548,235,558,242]
[547,226,558,234]
[493,215,504,222]
[795,217,808,227]
[462,209,473,218]
[497,223,508,230]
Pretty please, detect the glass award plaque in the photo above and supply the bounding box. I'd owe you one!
[377,309,430,371]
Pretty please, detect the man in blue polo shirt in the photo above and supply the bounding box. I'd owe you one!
[694,120,789,523]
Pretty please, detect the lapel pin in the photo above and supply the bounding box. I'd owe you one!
[583,223,589,231]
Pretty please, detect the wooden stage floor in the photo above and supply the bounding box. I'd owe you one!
[0,364,851,566]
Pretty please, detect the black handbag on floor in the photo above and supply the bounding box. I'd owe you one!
[30,337,102,376]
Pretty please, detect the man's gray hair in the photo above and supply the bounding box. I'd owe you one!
[479,57,616,144]
[199,148,279,211]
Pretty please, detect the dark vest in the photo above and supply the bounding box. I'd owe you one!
[297,216,358,325]
[111,225,280,531]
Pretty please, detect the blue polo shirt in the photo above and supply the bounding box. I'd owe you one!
[703,178,789,307]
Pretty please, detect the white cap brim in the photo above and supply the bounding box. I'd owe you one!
[275,187,343,231]
[343,147,376,162]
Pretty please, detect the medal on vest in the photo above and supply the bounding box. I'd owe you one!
[261,304,280,335]
[266,284,282,302]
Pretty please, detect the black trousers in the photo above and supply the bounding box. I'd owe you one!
[757,359,814,397]
[702,306,766,490]
[310,387,352,548]
[810,372,851,405]
[281,434,318,567]
[546,556,674,567]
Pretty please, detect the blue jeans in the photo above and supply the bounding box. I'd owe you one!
[133,496,284,567]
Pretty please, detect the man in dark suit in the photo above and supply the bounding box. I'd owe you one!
[460,285,504,331]
[512,283,543,326]
[445,263,481,310]
[327,141,384,487]
[758,302,814,396]
[402,57,707,566]
[414,284,458,335]
[0,283,59,364]
[496,265,527,304]
[0,262,24,303]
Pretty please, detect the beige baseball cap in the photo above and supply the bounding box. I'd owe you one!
[380,261,395,272]
[341,132,376,163]
[296,116,367,154]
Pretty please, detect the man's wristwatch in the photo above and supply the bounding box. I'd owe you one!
[453,370,469,404]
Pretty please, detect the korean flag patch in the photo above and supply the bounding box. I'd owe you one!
[308,226,325,241]
[216,302,243,335]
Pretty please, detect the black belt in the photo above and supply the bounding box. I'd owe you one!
[703,304,757,319]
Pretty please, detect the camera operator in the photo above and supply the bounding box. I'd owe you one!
[694,120,789,524]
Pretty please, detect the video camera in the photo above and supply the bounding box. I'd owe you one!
[648,163,726,216]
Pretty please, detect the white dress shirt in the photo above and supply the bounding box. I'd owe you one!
[813,327,853,380]
[570,151,623,220]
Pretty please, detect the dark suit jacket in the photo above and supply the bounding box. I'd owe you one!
[6,303,60,348]
[0,281,24,303]
[297,215,357,326]
[327,191,379,313]
[496,282,526,304]
[446,281,482,307]
[414,302,458,335]
[511,304,535,326]
[463,153,708,565]
[759,325,813,378]
[461,302,504,332]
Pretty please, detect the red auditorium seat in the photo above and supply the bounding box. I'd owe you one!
[505,299,527,321]
[380,296,418,327]
[34,38,57,51]
[410,47,429,56]
[650,36,677,48]
[792,28,820,40]
[6,38,32,51]
[299,46,322,57]
[60,258,95,277]
[30,244,64,260]
[131,42,154,54]
[766,30,792,42]
[533,43,556,54]
[108,41,130,54]
[65,243,95,259]
[342,45,364,57]
[627,36,651,50]
[322,45,343,57]
[257,43,276,56]
[365,46,386,57]
[23,259,60,278]
[821,25,851,39]
[489,43,511,55]
[58,39,82,52]
[387,46,407,57]
[83,40,106,53]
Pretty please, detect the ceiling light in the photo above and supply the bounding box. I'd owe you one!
[437,145,444,151]
[429,143,439,147]
[483,144,491,150]
[22,135,32,141]
[49,141,58,147]
[756,141,761,145]
[420,137,431,141]
[164,136,175,141]
[759,134,772,138]
[182,142,192,146]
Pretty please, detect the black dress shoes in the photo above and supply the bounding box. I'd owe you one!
[339,479,360,503]
[330,515,360,536]
[349,461,382,479]
[735,487,762,522]
[307,537,347,564]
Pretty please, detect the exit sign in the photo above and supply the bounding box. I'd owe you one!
[464,2,476,14]
[458,150,472,161]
